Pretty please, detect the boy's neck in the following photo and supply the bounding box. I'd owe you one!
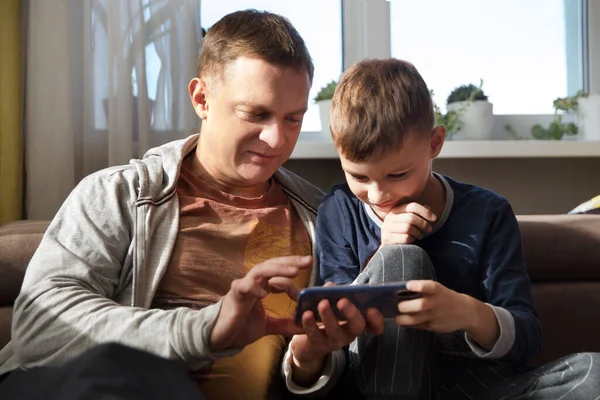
[420,172,446,219]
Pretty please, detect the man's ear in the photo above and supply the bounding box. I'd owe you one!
[189,77,209,120]
[429,125,446,159]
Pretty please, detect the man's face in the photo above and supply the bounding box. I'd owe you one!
[340,129,444,220]
[190,57,311,190]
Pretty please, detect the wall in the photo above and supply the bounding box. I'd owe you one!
[283,158,600,215]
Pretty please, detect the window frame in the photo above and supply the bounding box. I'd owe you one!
[336,0,600,139]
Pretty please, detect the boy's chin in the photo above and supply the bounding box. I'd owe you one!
[371,207,390,221]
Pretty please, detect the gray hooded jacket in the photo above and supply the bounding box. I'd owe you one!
[0,135,329,381]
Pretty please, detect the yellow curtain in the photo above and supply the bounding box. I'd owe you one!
[0,0,23,224]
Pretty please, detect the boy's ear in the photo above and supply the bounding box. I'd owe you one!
[189,77,209,120]
[429,125,445,159]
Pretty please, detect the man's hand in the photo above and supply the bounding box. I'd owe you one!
[395,280,500,349]
[381,202,437,245]
[209,255,312,352]
[288,283,386,386]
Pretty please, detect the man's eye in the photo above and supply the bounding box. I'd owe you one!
[245,112,265,121]
[352,175,368,182]
[286,117,303,124]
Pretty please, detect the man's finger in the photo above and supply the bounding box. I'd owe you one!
[302,310,326,343]
[318,299,344,338]
[337,298,366,336]
[230,277,269,300]
[268,277,301,301]
[364,308,385,335]
[244,263,300,284]
[265,316,305,337]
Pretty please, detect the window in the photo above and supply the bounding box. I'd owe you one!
[390,0,585,114]
[201,0,343,132]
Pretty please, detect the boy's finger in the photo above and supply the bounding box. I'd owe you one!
[405,280,438,294]
[404,202,437,222]
[387,218,430,236]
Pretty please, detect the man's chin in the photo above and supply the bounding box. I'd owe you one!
[239,165,279,184]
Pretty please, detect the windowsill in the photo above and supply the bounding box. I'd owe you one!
[295,114,600,159]
[291,136,600,159]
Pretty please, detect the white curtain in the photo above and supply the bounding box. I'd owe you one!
[25,0,202,220]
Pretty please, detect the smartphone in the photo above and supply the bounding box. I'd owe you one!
[295,282,421,325]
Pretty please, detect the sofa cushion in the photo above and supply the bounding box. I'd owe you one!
[531,282,600,365]
[518,214,600,282]
[0,220,49,305]
[0,306,12,350]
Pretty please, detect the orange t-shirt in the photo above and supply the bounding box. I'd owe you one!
[152,155,311,400]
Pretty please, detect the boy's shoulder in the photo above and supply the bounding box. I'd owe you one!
[443,174,508,205]
[440,174,513,220]
[322,182,359,205]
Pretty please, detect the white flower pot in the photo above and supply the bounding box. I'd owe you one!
[446,100,494,140]
[578,94,600,141]
[318,99,333,141]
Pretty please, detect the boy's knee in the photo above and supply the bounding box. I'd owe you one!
[363,244,435,283]
[377,244,430,261]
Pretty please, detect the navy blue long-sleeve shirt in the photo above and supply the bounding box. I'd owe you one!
[316,174,541,365]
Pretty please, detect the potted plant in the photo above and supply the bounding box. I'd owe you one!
[431,90,462,139]
[515,91,583,140]
[575,91,600,141]
[445,80,493,140]
[314,80,337,140]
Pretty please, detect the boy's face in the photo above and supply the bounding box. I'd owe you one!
[340,127,445,220]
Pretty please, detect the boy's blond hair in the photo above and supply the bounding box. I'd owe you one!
[330,59,434,161]
[197,10,314,85]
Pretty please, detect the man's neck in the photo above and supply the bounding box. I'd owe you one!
[191,151,270,198]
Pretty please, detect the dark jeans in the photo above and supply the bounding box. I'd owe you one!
[0,343,205,399]
[347,244,600,399]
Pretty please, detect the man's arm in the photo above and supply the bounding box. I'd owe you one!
[11,169,235,370]
[282,192,386,396]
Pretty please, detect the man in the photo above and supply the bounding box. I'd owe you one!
[0,10,383,400]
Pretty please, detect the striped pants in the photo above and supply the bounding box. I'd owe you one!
[347,244,600,399]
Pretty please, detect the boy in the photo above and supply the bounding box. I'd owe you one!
[315,58,600,398]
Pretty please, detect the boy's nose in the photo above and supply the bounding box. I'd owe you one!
[367,185,388,204]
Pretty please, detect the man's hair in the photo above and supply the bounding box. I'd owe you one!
[196,10,314,84]
[330,58,434,162]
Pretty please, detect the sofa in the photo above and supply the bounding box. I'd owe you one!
[1,215,599,366]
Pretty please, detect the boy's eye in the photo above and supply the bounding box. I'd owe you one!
[389,173,407,180]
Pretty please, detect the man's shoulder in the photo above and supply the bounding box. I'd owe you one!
[274,167,326,213]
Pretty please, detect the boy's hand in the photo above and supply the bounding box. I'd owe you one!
[394,280,500,349]
[380,202,437,245]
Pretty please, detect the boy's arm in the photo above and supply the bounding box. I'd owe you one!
[466,200,542,365]
[315,193,361,285]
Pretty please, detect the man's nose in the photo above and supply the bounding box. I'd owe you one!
[259,122,286,149]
